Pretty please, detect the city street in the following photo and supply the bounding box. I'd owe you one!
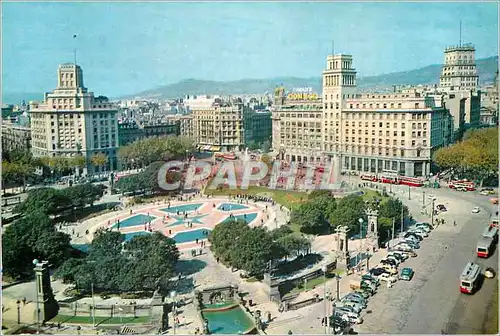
[356,183,498,334]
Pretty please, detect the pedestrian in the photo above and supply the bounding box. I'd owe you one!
[196,238,199,244]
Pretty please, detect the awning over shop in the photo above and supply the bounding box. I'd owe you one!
[209,146,221,152]
[202,145,211,151]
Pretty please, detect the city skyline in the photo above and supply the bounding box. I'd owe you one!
[2,1,498,99]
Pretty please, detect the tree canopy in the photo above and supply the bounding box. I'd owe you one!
[434,127,498,184]
[54,230,180,293]
[13,183,105,215]
[118,136,196,169]
[2,211,71,279]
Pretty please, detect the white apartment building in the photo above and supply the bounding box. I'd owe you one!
[272,87,324,162]
[272,53,453,177]
[30,63,119,173]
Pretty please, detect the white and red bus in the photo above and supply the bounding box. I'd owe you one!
[398,176,424,187]
[360,173,378,182]
[379,173,399,184]
[214,152,237,161]
[477,237,494,258]
[459,262,481,294]
[449,179,475,191]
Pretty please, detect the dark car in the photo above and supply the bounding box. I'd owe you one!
[437,204,447,212]
[370,268,390,276]
[404,232,423,241]
[380,259,398,267]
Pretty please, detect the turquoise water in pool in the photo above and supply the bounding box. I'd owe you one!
[202,305,255,334]
[123,231,152,241]
[161,203,203,213]
[217,203,249,211]
[172,228,211,244]
[222,213,258,224]
[72,244,90,253]
[112,214,156,228]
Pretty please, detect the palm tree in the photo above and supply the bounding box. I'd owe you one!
[90,153,108,176]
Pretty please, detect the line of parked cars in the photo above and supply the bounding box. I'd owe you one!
[331,222,434,333]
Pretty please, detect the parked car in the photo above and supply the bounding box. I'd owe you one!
[335,300,363,314]
[472,207,480,213]
[403,240,420,250]
[436,204,447,212]
[388,251,408,261]
[393,245,414,254]
[404,236,420,245]
[333,308,363,324]
[399,267,414,281]
[416,222,433,230]
[378,263,398,275]
[380,258,398,267]
[456,186,467,192]
[361,273,380,286]
[414,225,431,233]
[385,255,401,265]
[404,232,423,241]
[369,268,390,277]
[408,229,428,238]
[354,288,372,299]
[480,188,495,196]
[378,272,397,283]
[342,294,367,308]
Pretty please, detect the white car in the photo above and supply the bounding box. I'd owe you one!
[415,225,431,233]
[409,229,428,238]
[385,255,401,266]
[377,272,398,283]
[480,190,490,196]
[472,207,480,213]
[428,194,437,201]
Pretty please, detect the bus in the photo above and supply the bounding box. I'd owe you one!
[477,237,495,258]
[459,262,481,294]
[360,173,377,182]
[379,173,398,184]
[449,180,475,191]
[214,152,237,161]
[398,176,424,187]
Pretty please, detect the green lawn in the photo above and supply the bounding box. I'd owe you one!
[361,189,389,204]
[205,186,308,210]
[49,315,151,325]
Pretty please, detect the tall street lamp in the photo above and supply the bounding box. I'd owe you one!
[335,274,341,301]
[32,259,40,334]
[322,265,328,335]
[16,300,21,324]
[358,218,364,268]
[170,291,177,335]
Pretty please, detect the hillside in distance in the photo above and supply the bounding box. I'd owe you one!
[127,55,498,99]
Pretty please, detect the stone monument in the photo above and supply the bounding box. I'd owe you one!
[365,207,380,250]
[34,260,59,323]
[333,225,350,266]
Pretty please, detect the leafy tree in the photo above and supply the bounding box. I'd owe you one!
[91,153,108,172]
[55,230,180,293]
[329,195,366,234]
[291,202,328,234]
[230,227,281,276]
[247,141,260,151]
[13,187,71,215]
[309,190,332,199]
[2,211,71,279]
[277,234,311,259]
[270,225,293,240]
[123,232,179,292]
[209,219,250,263]
[64,183,105,208]
[434,127,498,185]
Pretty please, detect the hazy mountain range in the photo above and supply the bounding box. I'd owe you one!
[3,56,497,104]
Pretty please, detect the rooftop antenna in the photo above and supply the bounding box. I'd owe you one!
[459,21,462,47]
[331,40,335,56]
[73,34,77,65]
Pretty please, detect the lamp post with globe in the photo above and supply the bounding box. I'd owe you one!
[32,259,40,334]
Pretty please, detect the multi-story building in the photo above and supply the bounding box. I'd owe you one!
[439,44,481,138]
[271,88,323,162]
[1,122,32,152]
[188,96,247,152]
[341,92,452,176]
[480,70,499,126]
[118,121,180,146]
[29,63,119,173]
[165,114,194,139]
[243,110,272,147]
[272,52,454,177]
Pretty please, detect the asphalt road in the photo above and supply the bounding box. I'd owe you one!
[357,186,498,334]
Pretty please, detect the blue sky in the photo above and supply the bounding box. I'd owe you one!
[2,1,498,98]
